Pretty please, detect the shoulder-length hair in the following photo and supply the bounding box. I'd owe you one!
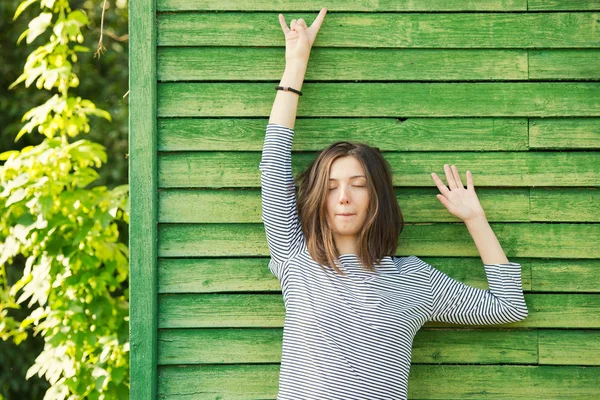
[295,141,404,276]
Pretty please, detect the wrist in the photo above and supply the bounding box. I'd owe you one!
[280,64,306,91]
[284,62,308,78]
[285,59,308,70]
[464,214,488,227]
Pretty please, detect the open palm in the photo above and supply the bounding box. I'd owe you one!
[278,8,327,64]
[431,164,487,222]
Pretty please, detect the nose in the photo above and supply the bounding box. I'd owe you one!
[338,185,351,203]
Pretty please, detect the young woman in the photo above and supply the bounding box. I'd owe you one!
[259,8,528,399]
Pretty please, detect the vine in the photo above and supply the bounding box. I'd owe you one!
[0,0,130,398]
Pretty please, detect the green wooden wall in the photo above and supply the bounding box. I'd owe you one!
[129,1,600,398]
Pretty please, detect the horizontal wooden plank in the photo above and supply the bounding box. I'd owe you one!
[158,117,529,151]
[157,328,537,365]
[531,258,600,292]
[157,82,600,117]
[156,13,600,48]
[157,256,534,294]
[157,364,600,399]
[157,48,530,81]
[529,50,600,80]
[528,0,600,11]
[159,188,530,223]
[158,328,600,367]
[157,0,528,12]
[530,188,600,222]
[158,223,600,259]
[157,48,600,82]
[157,117,600,151]
[159,187,600,223]
[158,257,283,293]
[529,117,600,149]
[539,330,600,365]
[158,257,600,294]
[158,151,600,188]
[157,293,600,328]
[157,0,600,12]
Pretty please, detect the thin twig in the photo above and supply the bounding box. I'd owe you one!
[94,0,108,59]
[101,30,128,42]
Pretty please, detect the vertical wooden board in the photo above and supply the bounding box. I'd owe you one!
[129,0,158,398]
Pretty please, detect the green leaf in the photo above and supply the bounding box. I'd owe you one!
[67,10,89,26]
[72,45,89,53]
[15,29,29,46]
[13,0,39,21]
[0,150,20,161]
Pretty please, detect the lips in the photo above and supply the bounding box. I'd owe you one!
[337,213,355,216]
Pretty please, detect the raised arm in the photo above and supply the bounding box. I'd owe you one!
[259,123,306,277]
[415,256,529,325]
[259,9,327,279]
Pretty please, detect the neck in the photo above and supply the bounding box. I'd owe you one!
[334,234,358,255]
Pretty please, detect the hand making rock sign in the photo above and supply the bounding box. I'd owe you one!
[431,164,487,223]
[277,8,328,64]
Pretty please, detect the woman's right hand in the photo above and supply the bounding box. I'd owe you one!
[278,8,328,66]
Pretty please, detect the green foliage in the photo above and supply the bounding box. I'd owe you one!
[0,0,130,398]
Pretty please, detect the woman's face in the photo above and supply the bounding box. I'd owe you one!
[325,156,370,240]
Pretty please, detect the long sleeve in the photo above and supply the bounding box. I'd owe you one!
[258,123,307,279]
[418,256,529,325]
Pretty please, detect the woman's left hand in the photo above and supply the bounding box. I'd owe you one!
[431,164,487,223]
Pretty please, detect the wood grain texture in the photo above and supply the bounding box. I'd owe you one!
[157,257,600,294]
[130,3,600,398]
[129,0,158,397]
[157,222,600,258]
[156,364,600,398]
[157,328,538,365]
[158,187,600,223]
[157,82,600,117]
[157,0,529,12]
[157,0,600,12]
[157,292,600,329]
[158,117,529,151]
[156,328,600,367]
[158,48,531,82]
[158,151,600,188]
[159,188,530,223]
[157,256,534,294]
[156,12,600,48]
[157,48,600,82]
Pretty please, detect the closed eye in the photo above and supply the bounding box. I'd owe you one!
[329,185,366,190]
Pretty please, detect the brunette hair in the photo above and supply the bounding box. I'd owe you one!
[295,141,404,276]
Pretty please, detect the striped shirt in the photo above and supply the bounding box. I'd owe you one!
[259,122,529,400]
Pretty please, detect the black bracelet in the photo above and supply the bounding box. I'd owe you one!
[275,86,303,96]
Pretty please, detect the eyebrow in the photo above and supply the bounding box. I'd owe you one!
[329,175,366,181]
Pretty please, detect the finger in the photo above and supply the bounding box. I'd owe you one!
[451,165,465,189]
[431,172,451,197]
[466,170,474,191]
[296,20,309,38]
[436,193,456,214]
[444,164,458,190]
[278,14,290,35]
[296,18,307,35]
[290,19,297,30]
[310,7,328,32]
